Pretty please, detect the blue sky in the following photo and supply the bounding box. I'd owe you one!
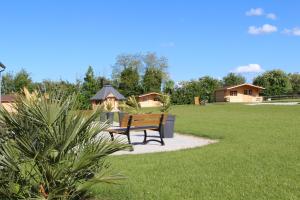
[0,0,300,83]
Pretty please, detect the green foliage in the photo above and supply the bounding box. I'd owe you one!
[13,69,33,92]
[119,67,141,97]
[111,53,143,87]
[142,67,163,93]
[171,76,221,104]
[159,94,171,113]
[111,52,169,96]
[198,76,222,102]
[163,80,175,95]
[222,73,246,87]
[253,69,292,96]
[289,73,300,94]
[171,81,197,105]
[118,96,142,114]
[1,72,15,94]
[1,69,33,94]
[79,66,99,109]
[41,80,80,96]
[0,90,129,199]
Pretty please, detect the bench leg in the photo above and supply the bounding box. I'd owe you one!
[143,130,147,144]
[126,133,134,151]
[109,132,114,141]
[159,131,165,146]
[126,133,131,144]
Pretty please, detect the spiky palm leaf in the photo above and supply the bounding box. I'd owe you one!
[118,96,142,114]
[0,90,130,200]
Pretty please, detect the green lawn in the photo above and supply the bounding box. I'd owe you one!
[267,98,300,103]
[94,104,300,200]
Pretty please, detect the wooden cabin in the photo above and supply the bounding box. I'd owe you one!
[90,85,126,111]
[215,83,264,103]
[1,95,16,112]
[137,92,162,108]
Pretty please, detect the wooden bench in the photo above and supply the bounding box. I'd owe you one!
[107,113,167,146]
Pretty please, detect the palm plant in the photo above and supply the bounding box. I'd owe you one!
[118,96,142,114]
[159,94,171,113]
[0,89,130,200]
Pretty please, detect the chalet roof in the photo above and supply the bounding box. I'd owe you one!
[138,92,161,98]
[1,95,16,103]
[90,85,125,101]
[216,83,265,91]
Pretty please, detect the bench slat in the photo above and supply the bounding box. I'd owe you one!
[131,120,161,127]
[130,114,165,120]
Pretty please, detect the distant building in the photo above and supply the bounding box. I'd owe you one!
[137,92,162,108]
[90,85,126,110]
[1,95,16,112]
[215,83,264,103]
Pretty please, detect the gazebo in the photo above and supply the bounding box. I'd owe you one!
[90,85,126,110]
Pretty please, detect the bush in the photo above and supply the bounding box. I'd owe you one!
[0,89,129,199]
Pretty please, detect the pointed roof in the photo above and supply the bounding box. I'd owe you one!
[90,85,125,101]
[138,92,161,98]
[1,95,16,103]
[216,83,265,91]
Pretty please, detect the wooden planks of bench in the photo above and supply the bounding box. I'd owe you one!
[107,113,168,146]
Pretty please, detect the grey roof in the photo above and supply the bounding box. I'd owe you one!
[90,85,126,100]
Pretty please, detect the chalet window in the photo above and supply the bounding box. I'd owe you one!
[230,91,237,96]
[244,89,253,95]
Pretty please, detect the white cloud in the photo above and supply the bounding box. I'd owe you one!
[246,8,277,20]
[161,42,175,48]
[246,8,264,16]
[282,27,300,36]
[266,13,277,20]
[232,64,264,73]
[248,24,278,35]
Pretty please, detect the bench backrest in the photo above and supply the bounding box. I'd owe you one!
[120,113,168,128]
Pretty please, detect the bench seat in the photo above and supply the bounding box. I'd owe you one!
[108,125,159,133]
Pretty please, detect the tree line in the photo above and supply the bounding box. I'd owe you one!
[2,53,300,107]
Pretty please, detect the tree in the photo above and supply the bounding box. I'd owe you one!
[142,67,163,93]
[253,69,292,96]
[111,53,143,86]
[143,52,168,80]
[111,52,169,96]
[289,73,300,94]
[171,76,221,104]
[198,76,222,102]
[119,66,141,96]
[163,79,175,95]
[1,69,34,94]
[222,73,246,87]
[96,76,110,88]
[1,72,15,94]
[171,81,202,105]
[79,66,98,109]
[41,79,79,96]
[13,69,33,92]
[142,53,168,93]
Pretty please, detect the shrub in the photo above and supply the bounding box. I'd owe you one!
[118,96,142,114]
[0,89,129,199]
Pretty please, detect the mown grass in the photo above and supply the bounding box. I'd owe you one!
[267,98,300,103]
[94,104,300,200]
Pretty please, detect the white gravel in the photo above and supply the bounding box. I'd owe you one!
[106,130,217,155]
